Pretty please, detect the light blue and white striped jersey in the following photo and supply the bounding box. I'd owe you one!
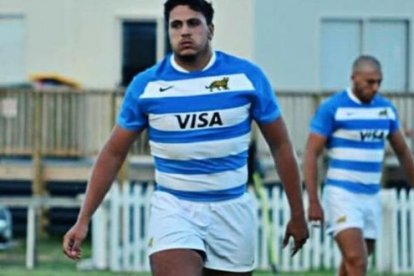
[117,51,281,201]
[310,88,400,194]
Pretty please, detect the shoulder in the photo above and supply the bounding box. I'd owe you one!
[216,51,265,76]
[319,90,348,110]
[373,93,399,119]
[126,58,170,93]
[374,93,396,107]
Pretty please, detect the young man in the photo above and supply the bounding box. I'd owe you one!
[63,0,309,275]
[304,55,414,276]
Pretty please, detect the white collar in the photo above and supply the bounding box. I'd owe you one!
[170,51,216,73]
[346,87,363,104]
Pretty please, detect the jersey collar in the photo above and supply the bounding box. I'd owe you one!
[346,87,363,104]
[170,51,216,73]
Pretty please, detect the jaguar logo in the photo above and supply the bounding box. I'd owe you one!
[378,109,388,117]
[205,77,229,92]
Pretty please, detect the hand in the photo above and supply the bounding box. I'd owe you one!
[307,200,324,227]
[62,222,89,260]
[283,215,309,257]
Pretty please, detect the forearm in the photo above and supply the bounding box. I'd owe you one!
[303,151,320,203]
[77,146,128,224]
[272,141,305,218]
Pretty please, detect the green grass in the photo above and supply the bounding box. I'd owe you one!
[0,237,411,276]
[0,267,335,276]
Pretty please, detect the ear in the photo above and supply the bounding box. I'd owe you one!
[208,24,214,40]
[351,73,356,82]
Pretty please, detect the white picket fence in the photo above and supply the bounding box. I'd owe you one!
[89,182,414,274]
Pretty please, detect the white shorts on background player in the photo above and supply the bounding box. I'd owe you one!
[147,191,257,272]
[322,185,381,239]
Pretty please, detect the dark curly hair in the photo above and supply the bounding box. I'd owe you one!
[164,0,214,25]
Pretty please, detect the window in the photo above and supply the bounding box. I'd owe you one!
[121,21,157,87]
[320,20,361,91]
[320,19,409,92]
[365,20,409,91]
[120,20,173,87]
[0,16,26,86]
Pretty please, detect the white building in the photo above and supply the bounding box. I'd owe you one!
[1,0,414,92]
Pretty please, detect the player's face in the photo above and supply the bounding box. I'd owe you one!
[168,5,213,61]
[352,68,382,103]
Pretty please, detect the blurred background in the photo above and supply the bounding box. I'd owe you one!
[0,0,413,275]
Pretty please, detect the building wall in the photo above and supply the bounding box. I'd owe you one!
[254,0,414,92]
[0,0,253,88]
[2,0,413,91]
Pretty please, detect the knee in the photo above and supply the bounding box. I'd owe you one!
[344,253,367,271]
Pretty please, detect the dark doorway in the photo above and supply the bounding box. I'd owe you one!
[121,21,156,87]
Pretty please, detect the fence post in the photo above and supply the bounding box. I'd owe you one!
[109,183,121,271]
[31,91,46,241]
[377,189,395,273]
[32,91,43,197]
[92,203,108,269]
[25,203,37,269]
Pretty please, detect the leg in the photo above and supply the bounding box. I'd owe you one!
[203,268,252,276]
[338,261,347,276]
[204,194,256,275]
[150,249,204,276]
[335,228,368,276]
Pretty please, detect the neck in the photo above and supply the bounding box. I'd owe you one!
[174,46,212,72]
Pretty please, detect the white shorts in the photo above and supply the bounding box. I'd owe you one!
[147,191,257,272]
[322,186,381,239]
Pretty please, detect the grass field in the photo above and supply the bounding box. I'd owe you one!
[0,269,334,276]
[0,237,411,276]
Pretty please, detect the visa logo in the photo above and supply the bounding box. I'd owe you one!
[360,130,385,141]
[175,112,223,129]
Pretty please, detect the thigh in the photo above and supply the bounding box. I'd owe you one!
[335,228,368,260]
[204,193,256,273]
[147,191,206,256]
[362,194,381,240]
[323,186,364,236]
[150,249,204,276]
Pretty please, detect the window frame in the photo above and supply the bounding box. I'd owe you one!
[319,16,411,92]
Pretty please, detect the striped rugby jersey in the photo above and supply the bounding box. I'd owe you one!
[117,51,281,201]
[310,88,400,194]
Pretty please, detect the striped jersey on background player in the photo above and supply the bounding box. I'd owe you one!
[310,87,400,194]
[304,55,414,276]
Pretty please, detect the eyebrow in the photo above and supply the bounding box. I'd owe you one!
[170,17,201,23]
[366,78,382,84]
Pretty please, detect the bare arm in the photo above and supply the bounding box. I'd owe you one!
[303,133,327,204]
[303,133,327,224]
[258,117,309,255]
[63,125,141,259]
[388,130,414,187]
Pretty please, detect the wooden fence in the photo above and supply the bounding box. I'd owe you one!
[1,88,413,158]
[0,88,149,157]
[1,88,413,189]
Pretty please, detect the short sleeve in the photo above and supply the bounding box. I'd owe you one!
[117,76,148,131]
[310,99,335,137]
[250,68,281,124]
